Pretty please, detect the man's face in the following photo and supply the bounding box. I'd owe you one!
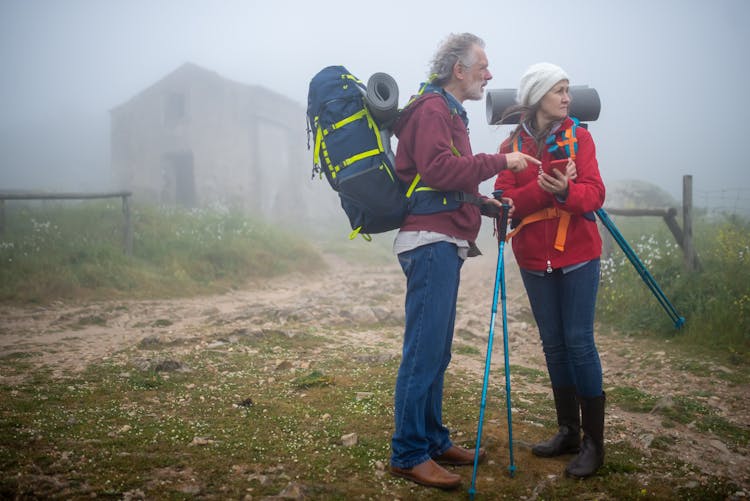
[461,45,492,101]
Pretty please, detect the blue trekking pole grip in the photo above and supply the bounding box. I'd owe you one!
[469,191,513,500]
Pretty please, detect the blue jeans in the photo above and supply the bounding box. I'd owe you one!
[520,259,603,398]
[391,241,463,468]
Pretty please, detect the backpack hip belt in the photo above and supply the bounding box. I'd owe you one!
[506,207,572,252]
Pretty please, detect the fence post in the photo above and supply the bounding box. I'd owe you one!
[122,194,133,256]
[0,199,5,237]
[683,175,697,272]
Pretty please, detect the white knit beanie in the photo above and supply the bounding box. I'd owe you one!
[517,62,570,107]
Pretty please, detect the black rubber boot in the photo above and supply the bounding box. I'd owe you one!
[565,393,606,478]
[532,386,580,457]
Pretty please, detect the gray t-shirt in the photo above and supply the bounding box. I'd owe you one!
[393,230,470,260]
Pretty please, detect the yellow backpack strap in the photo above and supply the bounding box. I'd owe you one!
[313,119,323,166]
[316,108,384,180]
[348,226,372,241]
[406,140,461,198]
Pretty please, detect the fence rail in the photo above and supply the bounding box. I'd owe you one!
[601,175,700,271]
[0,191,133,255]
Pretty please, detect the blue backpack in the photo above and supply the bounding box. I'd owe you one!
[307,66,408,239]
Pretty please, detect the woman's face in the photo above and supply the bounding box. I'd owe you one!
[538,80,571,123]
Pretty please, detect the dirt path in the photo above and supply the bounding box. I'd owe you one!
[0,249,748,490]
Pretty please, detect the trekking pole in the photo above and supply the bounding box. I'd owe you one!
[596,208,686,328]
[469,192,513,501]
[499,210,516,480]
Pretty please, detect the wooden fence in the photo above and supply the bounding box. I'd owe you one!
[0,191,133,255]
[0,176,701,269]
[602,175,700,271]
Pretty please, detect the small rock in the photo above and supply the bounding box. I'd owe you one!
[650,396,674,413]
[341,433,358,447]
[640,433,654,448]
[122,489,146,500]
[154,360,184,372]
[355,392,373,401]
[190,436,215,446]
[178,485,201,495]
[709,439,730,454]
[277,481,306,500]
[275,360,293,371]
[247,473,269,485]
[138,336,161,348]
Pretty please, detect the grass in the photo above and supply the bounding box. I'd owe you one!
[597,213,750,358]
[1,203,748,499]
[1,326,745,500]
[0,201,325,303]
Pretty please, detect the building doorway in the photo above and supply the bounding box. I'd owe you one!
[161,151,196,208]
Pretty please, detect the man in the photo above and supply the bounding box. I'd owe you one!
[389,33,539,490]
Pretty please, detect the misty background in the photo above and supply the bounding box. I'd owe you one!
[1,0,748,214]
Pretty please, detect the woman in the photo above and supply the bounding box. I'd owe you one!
[494,62,606,478]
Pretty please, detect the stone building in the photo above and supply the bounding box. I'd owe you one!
[110,62,335,223]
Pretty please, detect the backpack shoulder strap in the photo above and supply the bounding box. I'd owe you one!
[545,117,580,160]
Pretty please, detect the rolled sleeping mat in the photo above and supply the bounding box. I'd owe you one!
[486,85,601,125]
[365,72,399,128]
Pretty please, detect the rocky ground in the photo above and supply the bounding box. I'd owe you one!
[0,247,748,495]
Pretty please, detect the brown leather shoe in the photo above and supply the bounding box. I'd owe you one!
[390,459,461,490]
[434,445,486,466]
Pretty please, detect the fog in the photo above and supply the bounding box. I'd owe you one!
[1,0,748,212]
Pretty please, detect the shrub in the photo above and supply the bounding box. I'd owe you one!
[597,214,749,357]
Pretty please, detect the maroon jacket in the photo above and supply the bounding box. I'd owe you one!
[392,93,508,242]
[494,117,605,271]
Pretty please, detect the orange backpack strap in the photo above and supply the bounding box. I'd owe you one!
[506,207,572,252]
[546,117,579,161]
[508,126,573,251]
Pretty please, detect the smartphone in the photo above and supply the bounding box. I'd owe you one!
[549,158,568,175]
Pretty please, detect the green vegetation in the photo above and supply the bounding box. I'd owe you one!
[0,331,742,500]
[597,213,750,358]
[0,202,324,302]
[0,202,748,499]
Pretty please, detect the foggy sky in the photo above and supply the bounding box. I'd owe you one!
[1,0,748,207]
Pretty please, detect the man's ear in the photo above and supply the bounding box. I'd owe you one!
[452,60,465,81]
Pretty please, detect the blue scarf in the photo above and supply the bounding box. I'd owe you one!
[419,83,469,127]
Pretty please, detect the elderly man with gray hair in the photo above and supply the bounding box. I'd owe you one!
[387,32,539,490]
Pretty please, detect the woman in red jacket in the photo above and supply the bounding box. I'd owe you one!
[494,62,606,478]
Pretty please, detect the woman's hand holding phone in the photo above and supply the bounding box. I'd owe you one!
[538,158,576,197]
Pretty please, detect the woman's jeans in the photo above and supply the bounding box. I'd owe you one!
[391,241,463,469]
[520,259,603,398]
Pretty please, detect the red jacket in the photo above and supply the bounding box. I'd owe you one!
[393,93,508,242]
[494,117,605,271]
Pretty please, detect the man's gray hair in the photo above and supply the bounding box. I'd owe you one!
[429,33,485,86]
